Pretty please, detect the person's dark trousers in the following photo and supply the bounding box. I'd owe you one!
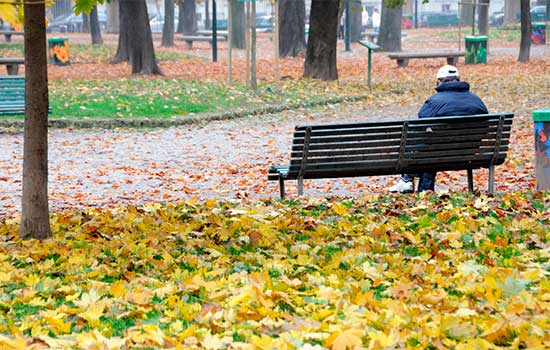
[402,172,436,192]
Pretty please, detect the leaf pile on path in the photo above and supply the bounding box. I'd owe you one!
[1,193,549,349]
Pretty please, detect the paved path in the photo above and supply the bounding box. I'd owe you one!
[0,103,534,217]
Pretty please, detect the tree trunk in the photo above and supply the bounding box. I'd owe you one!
[162,0,175,46]
[177,2,184,33]
[106,0,119,33]
[504,0,521,24]
[82,12,90,33]
[183,0,197,34]
[303,0,339,80]
[21,3,51,240]
[232,1,245,49]
[113,0,163,75]
[279,0,306,57]
[478,0,490,36]
[350,0,362,42]
[461,3,474,29]
[205,0,210,29]
[90,6,104,44]
[378,2,402,51]
[518,0,531,62]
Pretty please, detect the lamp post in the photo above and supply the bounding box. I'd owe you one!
[212,0,218,62]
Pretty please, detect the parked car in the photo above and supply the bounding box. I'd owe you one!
[490,10,504,26]
[531,5,548,22]
[47,12,106,33]
[149,14,179,33]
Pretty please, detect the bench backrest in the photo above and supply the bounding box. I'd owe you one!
[0,75,25,115]
[287,113,514,180]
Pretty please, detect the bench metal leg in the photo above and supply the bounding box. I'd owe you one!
[185,41,193,49]
[447,57,458,65]
[488,165,495,193]
[467,169,474,193]
[6,64,18,75]
[297,178,304,196]
[4,34,11,42]
[397,59,409,67]
[278,177,285,199]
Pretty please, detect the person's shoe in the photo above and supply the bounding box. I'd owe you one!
[389,179,414,193]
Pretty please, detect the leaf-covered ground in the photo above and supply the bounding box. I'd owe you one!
[0,193,549,349]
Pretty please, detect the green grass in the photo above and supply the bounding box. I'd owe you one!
[0,43,194,63]
[433,27,521,42]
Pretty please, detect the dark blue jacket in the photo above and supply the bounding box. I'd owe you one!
[418,81,488,119]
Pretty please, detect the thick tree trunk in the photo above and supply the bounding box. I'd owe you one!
[518,0,531,62]
[279,0,306,57]
[478,0,490,36]
[21,3,51,240]
[461,3,474,29]
[113,0,163,75]
[504,0,521,24]
[106,0,119,33]
[232,1,245,49]
[350,0,362,42]
[378,2,402,51]
[177,3,184,33]
[90,6,103,44]
[82,12,89,33]
[205,0,210,29]
[183,0,197,34]
[303,0,339,80]
[162,0,175,46]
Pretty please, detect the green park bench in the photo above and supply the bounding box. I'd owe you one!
[0,75,51,115]
[268,113,514,198]
[0,57,24,75]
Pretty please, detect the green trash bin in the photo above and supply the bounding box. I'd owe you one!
[534,109,550,190]
[48,37,70,66]
[531,23,546,45]
[464,35,488,65]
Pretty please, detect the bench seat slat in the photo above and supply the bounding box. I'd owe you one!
[291,146,401,158]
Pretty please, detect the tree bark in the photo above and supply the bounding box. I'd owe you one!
[518,0,531,62]
[378,2,402,51]
[21,3,51,240]
[461,2,474,29]
[232,1,245,49]
[162,0,175,46]
[279,0,306,57]
[478,0,490,36]
[177,2,184,33]
[205,0,210,29]
[106,0,119,34]
[90,6,104,44]
[82,12,89,33]
[350,0,362,42]
[182,0,197,35]
[113,0,163,75]
[303,0,339,80]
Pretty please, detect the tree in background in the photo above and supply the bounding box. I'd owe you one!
[478,0,490,36]
[106,0,119,33]
[378,0,402,51]
[304,0,340,80]
[162,0,175,46]
[20,2,51,239]
[182,0,197,35]
[90,5,103,44]
[113,0,162,75]
[231,1,245,49]
[279,0,306,57]
[350,0,362,42]
[518,0,531,62]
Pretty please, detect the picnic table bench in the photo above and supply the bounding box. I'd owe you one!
[268,113,514,198]
[0,30,24,42]
[0,75,51,115]
[182,35,228,49]
[0,57,24,75]
[388,50,465,67]
[195,30,229,38]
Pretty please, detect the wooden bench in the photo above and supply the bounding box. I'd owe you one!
[0,30,24,42]
[182,35,228,49]
[0,57,24,75]
[388,50,465,67]
[268,113,514,198]
[0,75,51,115]
[361,31,378,42]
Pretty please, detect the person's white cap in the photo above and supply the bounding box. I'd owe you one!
[436,65,460,80]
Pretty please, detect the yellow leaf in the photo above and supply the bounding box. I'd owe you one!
[0,334,29,350]
[142,324,166,346]
[367,330,397,348]
[0,2,20,30]
[252,334,273,350]
[110,280,126,298]
[202,332,223,350]
[126,290,153,305]
[79,303,106,328]
[76,330,125,350]
[325,329,364,350]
